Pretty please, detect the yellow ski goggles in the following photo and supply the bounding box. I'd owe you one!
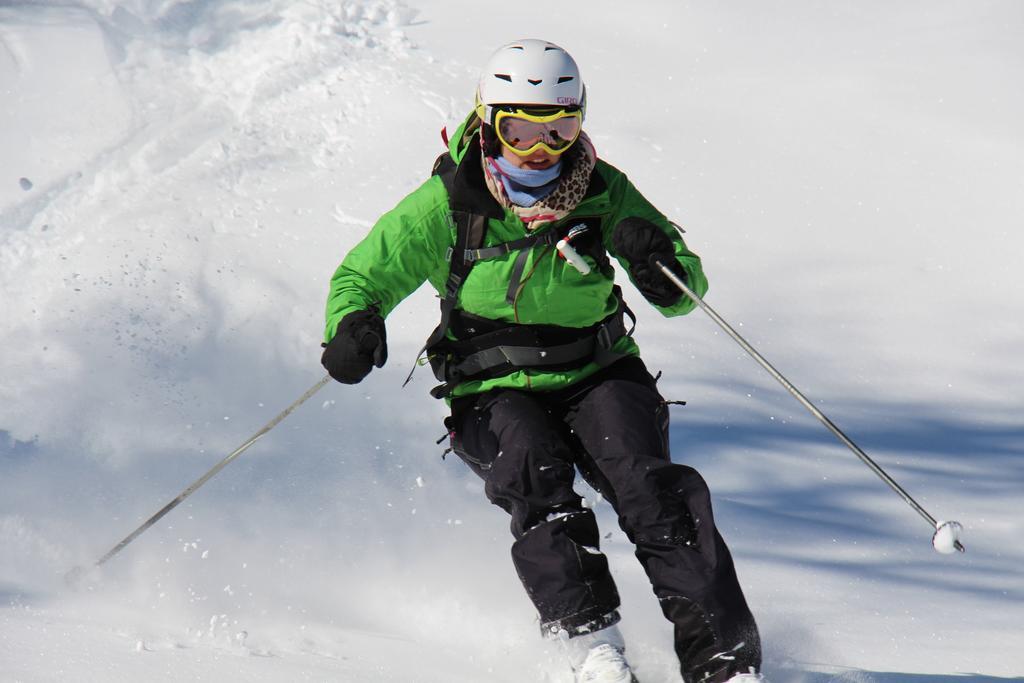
[492,107,583,156]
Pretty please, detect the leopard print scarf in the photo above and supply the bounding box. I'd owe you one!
[481,131,597,231]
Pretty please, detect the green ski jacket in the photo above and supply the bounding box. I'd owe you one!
[325,114,708,398]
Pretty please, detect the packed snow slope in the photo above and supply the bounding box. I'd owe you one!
[2,0,1022,681]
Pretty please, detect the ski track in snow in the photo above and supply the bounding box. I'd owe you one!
[2,0,1023,681]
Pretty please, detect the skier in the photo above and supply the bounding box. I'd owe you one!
[322,39,762,683]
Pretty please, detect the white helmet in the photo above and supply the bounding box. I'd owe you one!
[476,39,586,122]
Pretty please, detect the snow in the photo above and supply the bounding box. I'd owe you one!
[1,0,1022,681]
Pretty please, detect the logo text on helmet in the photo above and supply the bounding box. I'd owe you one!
[556,97,578,105]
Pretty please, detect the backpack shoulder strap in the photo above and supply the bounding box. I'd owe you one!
[420,209,486,356]
[431,152,456,182]
[402,156,489,387]
[432,152,487,324]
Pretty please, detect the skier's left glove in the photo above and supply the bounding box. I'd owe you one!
[611,217,687,307]
[321,308,388,384]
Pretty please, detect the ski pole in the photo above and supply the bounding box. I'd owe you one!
[653,259,965,554]
[66,374,333,584]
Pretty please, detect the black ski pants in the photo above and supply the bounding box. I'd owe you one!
[447,358,761,682]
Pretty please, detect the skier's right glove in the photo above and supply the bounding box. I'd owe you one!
[611,217,687,307]
[321,309,388,384]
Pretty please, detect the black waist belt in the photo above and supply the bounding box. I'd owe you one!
[428,303,634,398]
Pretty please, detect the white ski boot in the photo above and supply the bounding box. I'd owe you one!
[562,625,638,683]
[725,669,765,682]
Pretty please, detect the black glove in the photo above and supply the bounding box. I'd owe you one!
[321,309,388,384]
[611,217,687,307]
